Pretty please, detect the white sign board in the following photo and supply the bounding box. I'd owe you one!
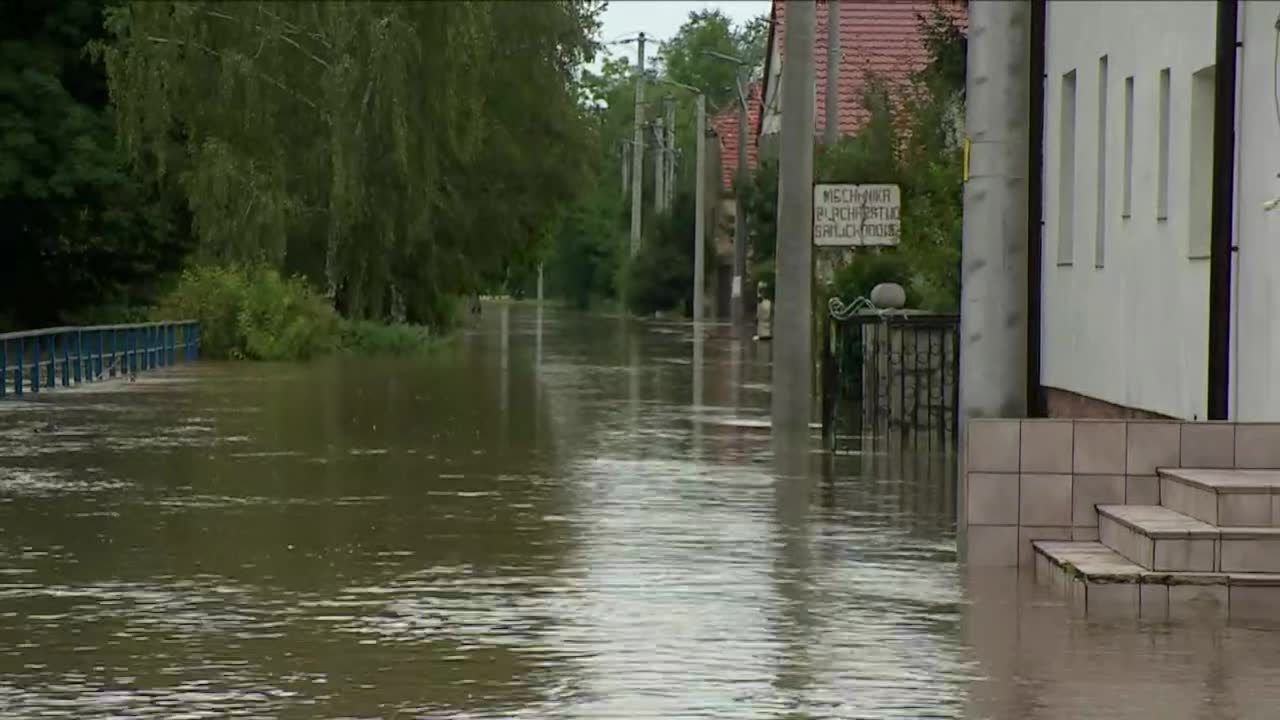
[812,183,901,247]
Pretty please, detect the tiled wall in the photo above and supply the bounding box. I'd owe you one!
[963,419,1280,567]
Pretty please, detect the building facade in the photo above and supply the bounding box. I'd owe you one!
[1040,0,1280,421]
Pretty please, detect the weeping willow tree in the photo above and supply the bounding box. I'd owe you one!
[98,1,600,324]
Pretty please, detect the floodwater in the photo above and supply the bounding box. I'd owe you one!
[1,303,1279,719]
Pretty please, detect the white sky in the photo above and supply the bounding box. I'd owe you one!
[597,0,771,67]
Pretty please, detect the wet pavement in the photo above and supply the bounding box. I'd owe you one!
[0,302,1278,718]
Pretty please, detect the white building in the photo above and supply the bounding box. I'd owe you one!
[1040,0,1280,421]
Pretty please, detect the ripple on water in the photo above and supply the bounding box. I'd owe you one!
[4,310,1279,719]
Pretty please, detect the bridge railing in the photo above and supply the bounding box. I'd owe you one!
[0,321,200,399]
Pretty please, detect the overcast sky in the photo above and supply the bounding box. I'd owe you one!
[597,0,771,66]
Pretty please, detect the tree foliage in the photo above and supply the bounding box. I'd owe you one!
[624,190,699,315]
[98,1,602,326]
[1,0,193,328]
[545,8,767,312]
[744,6,966,311]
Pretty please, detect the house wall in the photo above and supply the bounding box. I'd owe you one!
[1231,1,1280,421]
[1040,1,1216,420]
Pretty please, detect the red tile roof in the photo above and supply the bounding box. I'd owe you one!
[764,0,968,138]
[712,81,763,192]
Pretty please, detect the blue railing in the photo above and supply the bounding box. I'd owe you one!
[0,321,200,399]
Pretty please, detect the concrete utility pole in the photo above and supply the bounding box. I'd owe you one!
[620,141,630,194]
[630,32,646,256]
[771,0,816,437]
[659,77,707,322]
[665,98,677,209]
[654,118,666,214]
[694,93,707,322]
[824,0,840,146]
[957,0,1031,525]
[732,65,750,328]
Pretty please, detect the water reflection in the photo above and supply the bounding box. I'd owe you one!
[0,304,1278,718]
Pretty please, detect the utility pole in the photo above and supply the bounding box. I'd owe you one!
[771,0,816,437]
[665,98,676,209]
[630,32,646,256]
[620,141,630,194]
[654,118,666,214]
[732,64,750,328]
[957,1,1030,540]
[694,93,706,321]
[658,78,707,322]
[824,0,840,146]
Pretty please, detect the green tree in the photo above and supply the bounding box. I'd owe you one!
[98,1,602,326]
[0,0,192,328]
[807,7,966,311]
[544,8,767,313]
[624,190,697,315]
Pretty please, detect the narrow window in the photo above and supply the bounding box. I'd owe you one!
[1156,68,1171,220]
[1122,76,1134,218]
[1188,65,1215,258]
[1095,56,1109,268]
[1057,70,1077,265]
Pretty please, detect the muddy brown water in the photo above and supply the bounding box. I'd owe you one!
[1,303,1277,718]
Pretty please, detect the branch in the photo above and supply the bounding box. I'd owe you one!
[255,5,333,50]
[145,35,325,114]
[202,8,333,70]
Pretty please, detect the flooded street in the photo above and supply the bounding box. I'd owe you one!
[2,303,1280,718]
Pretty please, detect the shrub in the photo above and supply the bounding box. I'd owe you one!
[339,320,435,355]
[623,191,696,316]
[153,264,439,360]
[152,265,253,359]
[830,251,916,307]
[236,268,339,361]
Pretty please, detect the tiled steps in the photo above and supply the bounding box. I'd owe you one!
[1160,468,1280,527]
[1098,504,1280,573]
[1032,467,1280,618]
[1033,541,1280,619]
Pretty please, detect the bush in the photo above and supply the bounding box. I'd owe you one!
[152,265,254,359]
[622,191,697,316]
[830,251,915,307]
[152,264,434,360]
[236,268,340,360]
[153,264,339,360]
[339,320,435,355]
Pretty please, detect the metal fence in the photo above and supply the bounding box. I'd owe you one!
[821,305,960,451]
[0,321,200,398]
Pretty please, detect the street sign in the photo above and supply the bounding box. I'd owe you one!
[812,183,901,247]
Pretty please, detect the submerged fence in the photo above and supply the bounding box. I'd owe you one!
[0,321,200,398]
[821,302,960,451]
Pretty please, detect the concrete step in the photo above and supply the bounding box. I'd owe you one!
[1159,468,1280,527]
[1099,504,1280,573]
[1032,540,1280,620]
[1098,504,1218,571]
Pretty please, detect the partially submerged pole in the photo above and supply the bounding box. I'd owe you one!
[694,93,707,322]
[771,0,817,438]
[630,33,646,256]
[957,1,1031,541]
